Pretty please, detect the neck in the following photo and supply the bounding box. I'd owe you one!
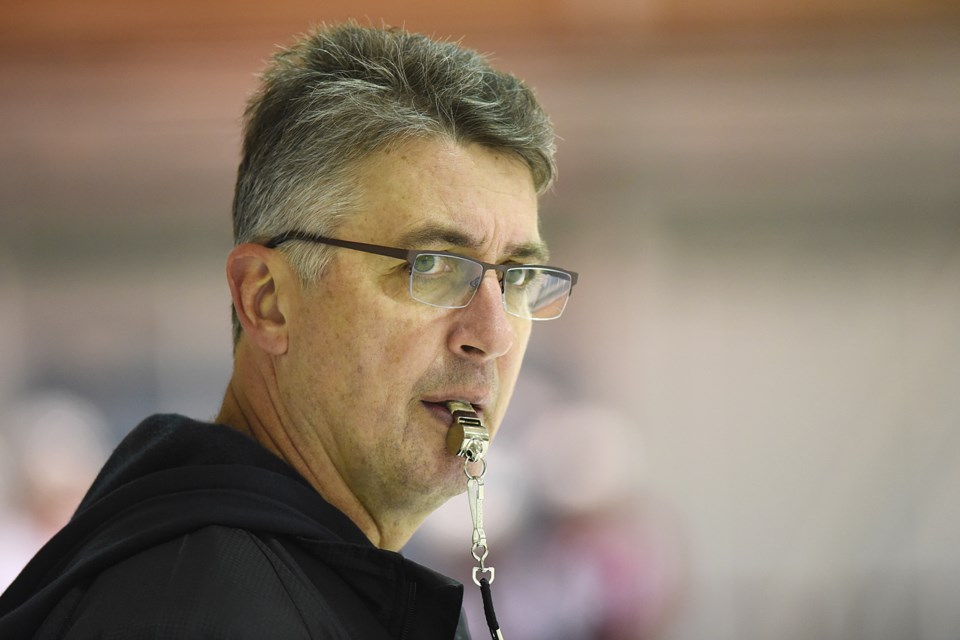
[216,342,423,551]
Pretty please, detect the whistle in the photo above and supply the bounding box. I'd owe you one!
[445,400,489,462]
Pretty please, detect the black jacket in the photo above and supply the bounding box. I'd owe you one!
[0,414,470,639]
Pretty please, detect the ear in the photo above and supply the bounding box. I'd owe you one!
[226,243,293,355]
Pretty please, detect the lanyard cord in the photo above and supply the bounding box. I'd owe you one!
[479,577,504,640]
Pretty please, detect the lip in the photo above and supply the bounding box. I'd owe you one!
[422,389,490,409]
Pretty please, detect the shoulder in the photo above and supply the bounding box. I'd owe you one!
[45,526,346,639]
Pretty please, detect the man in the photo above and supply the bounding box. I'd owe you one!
[0,22,577,639]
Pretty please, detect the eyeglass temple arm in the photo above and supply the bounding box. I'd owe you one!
[263,232,412,261]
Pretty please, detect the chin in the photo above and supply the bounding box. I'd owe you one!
[422,454,469,503]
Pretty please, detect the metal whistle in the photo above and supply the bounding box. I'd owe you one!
[445,400,489,462]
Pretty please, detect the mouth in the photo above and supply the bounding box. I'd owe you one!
[421,399,485,426]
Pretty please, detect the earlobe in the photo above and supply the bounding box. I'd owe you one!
[226,244,291,355]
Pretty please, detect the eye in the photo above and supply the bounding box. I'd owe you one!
[412,254,444,275]
[504,267,531,287]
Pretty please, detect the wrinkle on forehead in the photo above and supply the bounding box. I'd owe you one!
[396,224,550,263]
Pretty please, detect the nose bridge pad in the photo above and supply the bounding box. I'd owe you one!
[469,268,505,294]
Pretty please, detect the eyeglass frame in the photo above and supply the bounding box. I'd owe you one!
[263,230,578,319]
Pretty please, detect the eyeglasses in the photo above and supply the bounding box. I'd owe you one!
[264,231,578,320]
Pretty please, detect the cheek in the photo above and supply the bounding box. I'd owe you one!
[491,321,532,419]
[506,320,532,371]
[337,305,439,387]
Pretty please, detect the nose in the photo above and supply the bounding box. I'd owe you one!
[448,270,516,361]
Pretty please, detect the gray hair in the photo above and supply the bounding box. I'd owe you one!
[231,22,557,343]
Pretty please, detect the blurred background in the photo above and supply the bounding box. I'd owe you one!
[2,1,959,638]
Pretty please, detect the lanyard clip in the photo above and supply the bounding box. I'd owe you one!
[468,474,494,586]
[468,476,486,549]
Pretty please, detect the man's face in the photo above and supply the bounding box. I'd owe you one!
[277,137,541,524]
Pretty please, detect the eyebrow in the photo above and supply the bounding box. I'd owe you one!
[397,224,551,264]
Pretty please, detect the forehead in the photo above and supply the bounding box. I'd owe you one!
[342,138,542,260]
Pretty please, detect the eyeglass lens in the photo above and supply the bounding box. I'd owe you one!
[409,254,572,320]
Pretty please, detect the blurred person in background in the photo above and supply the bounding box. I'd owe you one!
[0,394,108,592]
[0,21,578,639]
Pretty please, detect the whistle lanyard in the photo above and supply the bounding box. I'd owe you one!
[446,401,504,639]
[466,459,504,640]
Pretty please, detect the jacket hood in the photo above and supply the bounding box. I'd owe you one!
[0,414,464,637]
